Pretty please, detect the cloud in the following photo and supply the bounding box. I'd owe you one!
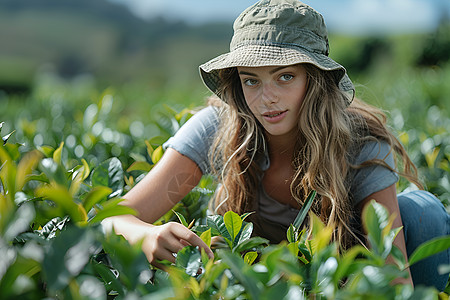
[120,0,254,23]
[111,0,443,34]
[319,0,437,34]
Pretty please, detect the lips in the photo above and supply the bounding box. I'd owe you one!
[264,111,283,117]
[262,110,287,122]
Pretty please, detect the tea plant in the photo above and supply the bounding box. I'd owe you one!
[1,120,449,299]
[1,88,449,298]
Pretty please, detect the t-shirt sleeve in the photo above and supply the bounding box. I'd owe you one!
[163,106,219,174]
[349,140,399,206]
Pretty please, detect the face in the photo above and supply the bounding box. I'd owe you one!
[237,64,308,139]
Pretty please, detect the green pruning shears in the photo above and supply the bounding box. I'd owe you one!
[292,190,317,229]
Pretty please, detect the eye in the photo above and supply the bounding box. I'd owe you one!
[279,74,294,82]
[243,78,259,86]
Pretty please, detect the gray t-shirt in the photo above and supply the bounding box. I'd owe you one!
[164,106,398,226]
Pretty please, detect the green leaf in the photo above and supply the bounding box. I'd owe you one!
[0,247,42,298]
[36,185,87,223]
[151,145,164,164]
[101,232,149,290]
[37,145,54,158]
[176,246,202,277]
[80,159,90,181]
[381,226,403,259]
[2,142,21,161]
[224,210,242,242]
[244,251,258,265]
[145,140,154,158]
[287,224,296,243]
[75,275,106,300]
[89,202,136,224]
[3,202,35,242]
[92,262,126,296]
[362,200,390,255]
[39,158,68,187]
[2,130,15,145]
[174,108,192,122]
[42,226,101,292]
[262,280,290,299]
[240,212,254,222]
[390,245,407,269]
[152,146,164,164]
[83,186,113,212]
[36,217,69,240]
[126,161,153,172]
[53,141,64,164]
[26,173,49,184]
[91,157,124,198]
[298,243,312,263]
[317,257,338,285]
[287,241,299,257]
[233,237,268,254]
[237,222,253,245]
[292,190,316,229]
[16,150,42,191]
[408,235,450,266]
[0,146,16,206]
[219,250,260,299]
[333,245,368,282]
[206,215,232,242]
[200,228,211,248]
[173,210,188,227]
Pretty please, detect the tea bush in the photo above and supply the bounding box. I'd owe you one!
[1,94,449,298]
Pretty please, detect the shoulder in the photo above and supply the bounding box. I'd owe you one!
[173,105,220,137]
[187,105,220,124]
[348,139,399,206]
[350,139,394,167]
[162,105,220,174]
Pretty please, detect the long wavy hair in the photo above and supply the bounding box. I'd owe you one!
[209,64,421,250]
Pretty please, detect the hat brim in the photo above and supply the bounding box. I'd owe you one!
[199,44,354,99]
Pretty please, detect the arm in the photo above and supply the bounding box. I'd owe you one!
[357,184,413,287]
[103,148,214,268]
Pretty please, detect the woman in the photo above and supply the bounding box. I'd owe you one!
[104,0,449,290]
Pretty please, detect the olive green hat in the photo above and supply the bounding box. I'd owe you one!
[199,0,354,101]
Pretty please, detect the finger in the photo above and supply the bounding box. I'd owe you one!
[170,224,214,259]
[154,248,177,264]
[151,224,187,255]
[180,239,191,247]
[160,234,186,255]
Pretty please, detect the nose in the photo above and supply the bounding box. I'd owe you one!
[261,82,278,105]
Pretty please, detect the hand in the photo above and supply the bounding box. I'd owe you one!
[142,222,214,269]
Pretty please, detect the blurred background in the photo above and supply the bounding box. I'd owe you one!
[0,0,449,202]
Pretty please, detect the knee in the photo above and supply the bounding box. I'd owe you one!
[398,190,449,238]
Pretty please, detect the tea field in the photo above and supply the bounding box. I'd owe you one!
[1,24,450,299]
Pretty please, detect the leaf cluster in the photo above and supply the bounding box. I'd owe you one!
[0,96,449,299]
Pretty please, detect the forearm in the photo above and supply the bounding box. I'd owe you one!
[359,185,414,287]
[102,214,156,244]
[120,148,203,223]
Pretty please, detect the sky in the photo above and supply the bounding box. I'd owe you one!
[109,0,450,35]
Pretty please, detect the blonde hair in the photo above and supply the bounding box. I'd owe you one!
[209,64,421,250]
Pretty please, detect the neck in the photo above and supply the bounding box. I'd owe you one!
[265,132,297,164]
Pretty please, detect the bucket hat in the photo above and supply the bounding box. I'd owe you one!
[199,0,354,102]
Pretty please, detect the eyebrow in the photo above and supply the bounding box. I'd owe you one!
[238,66,291,76]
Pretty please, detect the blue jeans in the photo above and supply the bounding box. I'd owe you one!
[398,190,450,291]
